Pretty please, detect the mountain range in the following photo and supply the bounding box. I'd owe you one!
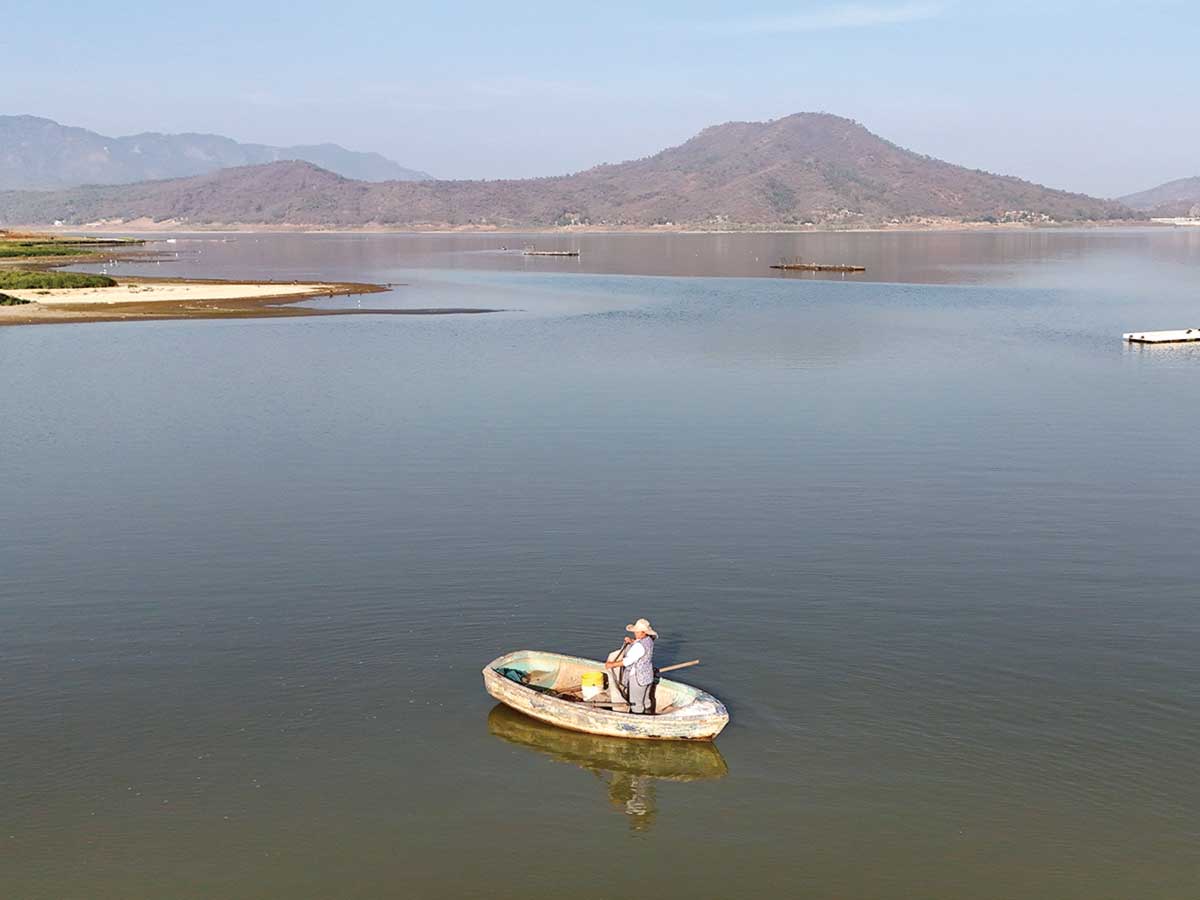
[1120,178,1200,218]
[0,115,430,190]
[0,113,1145,228]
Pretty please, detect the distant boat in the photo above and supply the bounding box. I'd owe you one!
[1124,328,1200,344]
[483,650,729,741]
[770,259,865,272]
[523,248,580,257]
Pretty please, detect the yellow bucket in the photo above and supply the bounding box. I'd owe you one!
[580,670,605,700]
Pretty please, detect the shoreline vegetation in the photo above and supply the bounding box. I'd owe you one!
[0,271,118,290]
[19,218,1167,236]
[0,230,496,327]
[0,232,144,258]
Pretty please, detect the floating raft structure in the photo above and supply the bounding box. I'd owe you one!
[770,261,866,272]
[523,249,580,257]
[1123,328,1200,344]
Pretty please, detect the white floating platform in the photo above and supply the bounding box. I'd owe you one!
[1124,328,1200,344]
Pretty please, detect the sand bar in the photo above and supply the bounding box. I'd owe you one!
[0,277,498,327]
[4,281,336,306]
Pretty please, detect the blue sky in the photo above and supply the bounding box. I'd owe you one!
[7,1,1197,195]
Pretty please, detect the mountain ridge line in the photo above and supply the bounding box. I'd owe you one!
[0,112,1142,229]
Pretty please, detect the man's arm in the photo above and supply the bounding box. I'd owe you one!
[605,640,645,669]
[620,642,645,666]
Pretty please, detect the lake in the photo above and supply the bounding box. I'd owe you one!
[2,228,1199,899]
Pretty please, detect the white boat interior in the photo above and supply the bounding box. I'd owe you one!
[493,650,722,718]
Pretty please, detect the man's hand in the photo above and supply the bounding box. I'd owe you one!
[623,636,634,645]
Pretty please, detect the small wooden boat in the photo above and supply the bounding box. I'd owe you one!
[482,650,730,741]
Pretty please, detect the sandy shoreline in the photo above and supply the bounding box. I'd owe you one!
[0,277,497,327]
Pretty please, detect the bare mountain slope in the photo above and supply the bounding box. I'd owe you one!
[0,114,1135,227]
[1120,177,1200,217]
[0,115,430,189]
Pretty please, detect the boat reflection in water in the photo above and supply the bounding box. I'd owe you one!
[487,704,729,832]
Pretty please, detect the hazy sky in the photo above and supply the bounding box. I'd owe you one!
[7,0,1196,196]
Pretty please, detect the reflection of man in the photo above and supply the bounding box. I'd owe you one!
[604,618,657,714]
[607,772,657,831]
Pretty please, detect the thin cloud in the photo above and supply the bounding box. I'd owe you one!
[709,2,949,35]
[466,77,608,102]
[360,76,727,110]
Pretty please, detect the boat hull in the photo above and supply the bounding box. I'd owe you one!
[483,650,729,741]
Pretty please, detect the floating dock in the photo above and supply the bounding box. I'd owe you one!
[770,262,866,272]
[523,249,580,257]
[1123,328,1200,344]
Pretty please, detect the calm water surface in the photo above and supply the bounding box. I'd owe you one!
[2,230,1199,899]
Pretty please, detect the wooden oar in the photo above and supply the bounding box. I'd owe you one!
[611,642,631,704]
[656,659,700,675]
[578,701,631,709]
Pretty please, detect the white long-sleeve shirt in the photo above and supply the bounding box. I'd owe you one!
[620,640,646,667]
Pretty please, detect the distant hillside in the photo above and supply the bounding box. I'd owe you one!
[1120,177,1200,217]
[0,115,430,189]
[0,113,1137,228]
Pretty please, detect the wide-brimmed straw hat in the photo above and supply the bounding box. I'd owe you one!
[626,618,658,637]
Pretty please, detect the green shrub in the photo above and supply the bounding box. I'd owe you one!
[0,292,32,305]
[0,243,95,258]
[0,271,117,290]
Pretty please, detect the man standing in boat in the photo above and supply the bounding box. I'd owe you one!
[605,618,657,714]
